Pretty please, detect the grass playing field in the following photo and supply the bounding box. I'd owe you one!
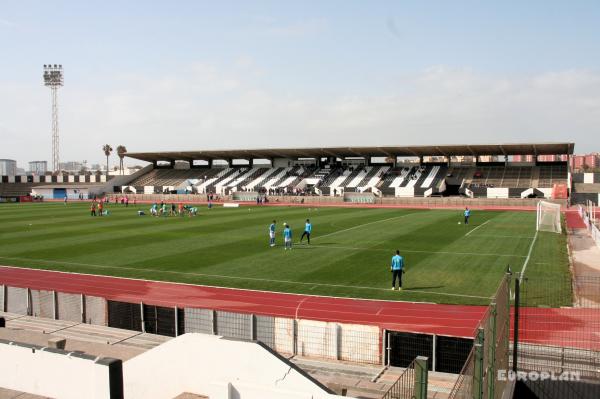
[0,202,571,305]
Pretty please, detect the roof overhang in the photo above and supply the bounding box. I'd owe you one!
[125,142,575,163]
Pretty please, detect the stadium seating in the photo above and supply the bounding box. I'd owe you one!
[129,168,217,187]
[0,183,35,197]
[105,161,570,199]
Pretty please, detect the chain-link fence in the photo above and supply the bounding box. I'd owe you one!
[382,356,432,399]
[448,347,475,399]
[446,273,511,399]
[514,274,600,397]
[382,358,416,399]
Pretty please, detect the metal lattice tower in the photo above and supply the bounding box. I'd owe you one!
[43,64,64,172]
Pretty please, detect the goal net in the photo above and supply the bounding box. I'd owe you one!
[536,201,561,233]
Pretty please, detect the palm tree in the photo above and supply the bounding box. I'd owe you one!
[102,144,113,177]
[116,145,127,175]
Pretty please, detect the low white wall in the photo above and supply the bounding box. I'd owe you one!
[486,187,509,198]
[538,187,553,198]
[123,334,346,399]
[0,341,114,399]
[31,188,53,198]
[395,186,415,197]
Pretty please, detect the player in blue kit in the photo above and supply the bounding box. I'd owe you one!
[283,223,293,250]
[391,250,405,290]
[300,219,312,244]
[464,207,471,225]
[269,220,276,247]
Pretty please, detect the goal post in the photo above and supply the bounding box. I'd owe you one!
[536,201,561,233]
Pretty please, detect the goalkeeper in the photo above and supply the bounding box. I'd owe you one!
[391,250,405,291]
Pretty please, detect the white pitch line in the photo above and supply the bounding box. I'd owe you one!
[475,234,535,239]
[306,244,527,258]
[0,256,490,299]
[465,219,491,237]
[519,230,539,282]
[314,212,417,241]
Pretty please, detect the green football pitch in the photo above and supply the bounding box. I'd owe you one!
[0,202,570,305]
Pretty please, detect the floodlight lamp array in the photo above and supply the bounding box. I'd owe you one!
[43,64,64,87]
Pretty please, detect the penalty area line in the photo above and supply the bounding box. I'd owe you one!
[519,230,538,282]
[314,212,418,241]
[465,219,491,237]
[0,256,491,300]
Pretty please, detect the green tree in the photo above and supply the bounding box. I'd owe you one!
[102,144,113,177]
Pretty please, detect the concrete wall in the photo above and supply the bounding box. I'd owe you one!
[116,192,568,207]
[395,187,415,197]
[0,340,117,399]
[487,187,509,199]
[123,333,346,399]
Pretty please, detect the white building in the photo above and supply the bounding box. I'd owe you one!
[29,161,48,175]
[0,159,17,176]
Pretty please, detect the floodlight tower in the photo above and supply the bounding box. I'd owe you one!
[43,64,64,172]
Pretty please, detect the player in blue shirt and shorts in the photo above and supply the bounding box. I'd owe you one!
[300,219,312,244]
[391,250,405,290]
[269,220,276,247]
[283,224,293,250]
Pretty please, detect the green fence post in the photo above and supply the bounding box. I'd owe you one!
[414,356,429,399]
[487,302,497,399]
[473,328,485,399]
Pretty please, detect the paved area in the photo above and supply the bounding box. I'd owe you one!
[1,312,460,399]
[566,212,600,307]
[0,312,170,361]
[0,388,50,399]
[292,357,458,399]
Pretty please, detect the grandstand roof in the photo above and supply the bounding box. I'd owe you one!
[125,142,574,162]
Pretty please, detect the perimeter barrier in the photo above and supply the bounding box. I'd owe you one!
[8,272,598,398]
[1,283,476,370]
[447,273,511,399]
[578,204,600,249]
[512,274,600,398]
[381,356,429,399]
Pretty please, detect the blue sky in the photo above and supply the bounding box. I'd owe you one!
[1,1,599,166]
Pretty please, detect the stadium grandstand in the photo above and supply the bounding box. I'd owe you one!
[116,142,574,201]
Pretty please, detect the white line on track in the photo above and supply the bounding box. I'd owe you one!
[0,256,491,299]
[465,219,491,237]
[519,230,538,282]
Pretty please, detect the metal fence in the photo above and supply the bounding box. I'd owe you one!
[447,273,511,399]
[448,347,475,399]
[513,274,600,397]
[382,358,416,399]
[381,356,429,399]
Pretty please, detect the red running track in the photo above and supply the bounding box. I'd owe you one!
[2,266,598,349]
[1,266,485,338]
[565,209,587,229]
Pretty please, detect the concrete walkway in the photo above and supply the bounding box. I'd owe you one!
[566,211,600,307]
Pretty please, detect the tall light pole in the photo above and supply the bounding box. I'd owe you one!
[43,64,64,172]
